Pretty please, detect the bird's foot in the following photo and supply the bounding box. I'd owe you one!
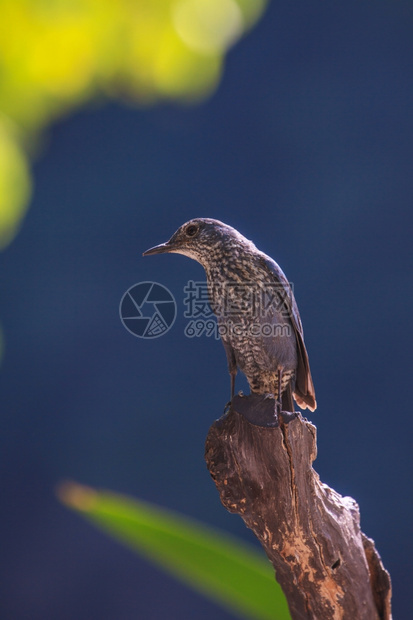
[231,393,278,427]
[224,390,245,414]
[229,393,299,428]
[277,410,299,424]
[223,400,232,414]
[274,399,299,424]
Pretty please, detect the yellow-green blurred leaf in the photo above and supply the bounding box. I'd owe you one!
[0,0,268,248]
[0,119,32,248]
[59,481,291,620]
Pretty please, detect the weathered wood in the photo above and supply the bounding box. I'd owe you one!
[204,395,392,619]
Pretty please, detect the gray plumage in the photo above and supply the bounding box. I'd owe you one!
[143,218,316,412]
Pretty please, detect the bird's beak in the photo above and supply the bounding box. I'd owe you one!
[142,241,174,257]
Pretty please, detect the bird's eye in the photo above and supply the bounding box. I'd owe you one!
[185,225,198,237]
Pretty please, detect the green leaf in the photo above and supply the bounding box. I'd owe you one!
[59,481,291,620]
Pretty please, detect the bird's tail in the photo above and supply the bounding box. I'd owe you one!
[294,332,317,411]
[293,376,317,412]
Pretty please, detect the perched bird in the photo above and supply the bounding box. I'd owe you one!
[143,218,316,412]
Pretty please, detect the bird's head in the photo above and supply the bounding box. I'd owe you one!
[143,218,250,267]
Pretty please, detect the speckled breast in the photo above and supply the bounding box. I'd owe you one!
[206,265,298,394]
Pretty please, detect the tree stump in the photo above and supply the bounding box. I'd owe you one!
[204,394,392,619]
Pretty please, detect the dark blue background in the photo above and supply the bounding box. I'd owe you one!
[1,2,412,618]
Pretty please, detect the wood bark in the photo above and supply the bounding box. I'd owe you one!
[204,394,392,619]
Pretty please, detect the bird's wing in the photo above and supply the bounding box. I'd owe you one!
[258,254,317,411]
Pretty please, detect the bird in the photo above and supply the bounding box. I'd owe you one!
[143,218,316,413]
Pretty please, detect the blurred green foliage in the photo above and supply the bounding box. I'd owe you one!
[0,0,267,248]
[59,482,291,620]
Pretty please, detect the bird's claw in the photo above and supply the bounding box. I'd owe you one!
[223,400,232,414]
[278,410,299,424]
